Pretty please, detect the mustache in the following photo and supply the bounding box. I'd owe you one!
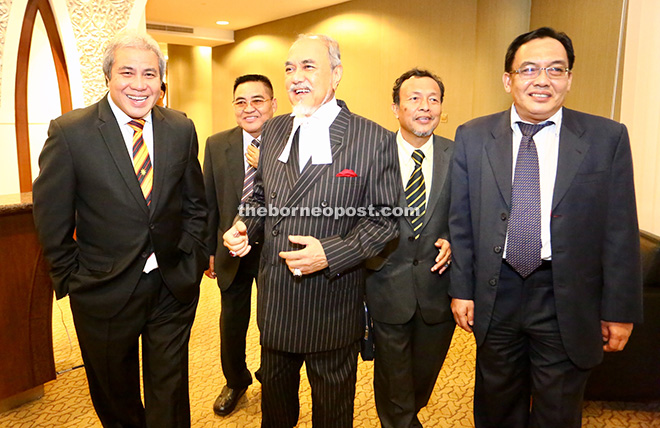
[288,83,313,93]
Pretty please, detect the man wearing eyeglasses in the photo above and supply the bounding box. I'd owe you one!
[203,74,277,417]
[449,27,642,428]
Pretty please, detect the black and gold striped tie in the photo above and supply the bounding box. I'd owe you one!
[405,149,426,239]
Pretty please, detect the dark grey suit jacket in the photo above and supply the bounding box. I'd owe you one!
[366,134,454,325]
[203,126,260,291]
[241,101,400,353]
[33,95,208,319]
[448,107,643,369]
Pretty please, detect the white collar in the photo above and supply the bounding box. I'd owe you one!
[510,104,563,134]
[107,94,152,125]
[277,98,341,166]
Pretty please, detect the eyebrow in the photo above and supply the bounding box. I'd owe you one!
[518,59,568,68]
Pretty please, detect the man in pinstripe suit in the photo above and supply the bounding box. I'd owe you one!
[224,34,400,427]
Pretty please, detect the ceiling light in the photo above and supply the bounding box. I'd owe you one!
[216,21,229,25]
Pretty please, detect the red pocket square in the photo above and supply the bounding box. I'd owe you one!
[336,169,358,177]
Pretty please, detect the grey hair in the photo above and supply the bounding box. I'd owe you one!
[295,34,342,69]
[102,30,166,80]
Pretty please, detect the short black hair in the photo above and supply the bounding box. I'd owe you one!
[160,81,166,93]
[233,74,274,98]
[392,68,445,105]
[505,27,575,72]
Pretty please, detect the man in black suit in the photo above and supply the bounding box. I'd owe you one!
[203,74,277,416]
[366,68,454,428]
[224,34,399,427]
[33,31,207,428]
[449,27,643,427]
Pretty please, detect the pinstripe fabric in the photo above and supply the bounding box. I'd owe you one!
[260,342,360,428]
[241,100,400,354]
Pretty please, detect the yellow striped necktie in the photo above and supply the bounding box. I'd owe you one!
[405,149,426,239]
[128,119,153,206]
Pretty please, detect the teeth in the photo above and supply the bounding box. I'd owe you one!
[531,94,550,98]
[127,95,148,101]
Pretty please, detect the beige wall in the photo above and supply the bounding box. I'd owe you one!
[621,0,660,235]
[207,0,624,141]
[530,0,626,119]
[167,44,213,160]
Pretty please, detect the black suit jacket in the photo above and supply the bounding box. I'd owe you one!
[366,134,454,325]
[33,95,208,319]
[449,107,643,369]
[241,101,400,353]
[203,126,260,290]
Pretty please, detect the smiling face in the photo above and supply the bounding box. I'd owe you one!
[392,76,442,148]
[107,47,161,119]
[285,37,342,117]
[503,37,572,123]
[233,80,277,138]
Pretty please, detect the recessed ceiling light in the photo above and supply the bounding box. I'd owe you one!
[216,21,229,25]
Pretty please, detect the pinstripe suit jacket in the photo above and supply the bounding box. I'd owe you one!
[241,100,400,353]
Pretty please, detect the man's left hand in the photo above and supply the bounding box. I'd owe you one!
[431,238,451,274]
[279,235,328,275]
[601,321,634,352]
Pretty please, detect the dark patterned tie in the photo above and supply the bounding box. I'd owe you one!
[240,139,260,203]
[128,119,152,206]
[405,149,426,240]
[507,121,553,277]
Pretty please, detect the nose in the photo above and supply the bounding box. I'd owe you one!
[419,97,430,111]
[532,68,551,86]
[244,101,257,112]
[131,75,148,90]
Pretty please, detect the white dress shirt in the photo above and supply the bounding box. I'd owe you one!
[396,131,434,201]
[242,129,260,172]
[107,95,158,273]
[504,105,563,261]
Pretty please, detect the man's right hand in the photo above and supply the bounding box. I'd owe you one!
[451,298,474,333]
[223,220,251,257]
[204,255,216,279]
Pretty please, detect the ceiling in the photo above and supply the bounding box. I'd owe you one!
[145,0,353,47]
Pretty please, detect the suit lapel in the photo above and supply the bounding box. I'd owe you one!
[485,110,514,207]
[97,96,149,215]
[150,107,170,216]
[420,135,451,229]
[227,128,246,201]
[552,108,589,210]
[281,106,351,210]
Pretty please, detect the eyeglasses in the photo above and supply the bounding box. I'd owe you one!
[509,66,571,80]
[232,98,271,110]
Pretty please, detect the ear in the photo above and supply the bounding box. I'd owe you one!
[566,72,573,92]
[502,72,512,94]
[331,65,343,91]
[391,103,400,119]
[272,98,278,113]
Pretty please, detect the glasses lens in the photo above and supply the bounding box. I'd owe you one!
[251,99,266,108]
[547,67,565,77]
[233,100,247,109]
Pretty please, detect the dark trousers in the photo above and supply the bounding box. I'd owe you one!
[260,341,361,428]
[219,256,258,389]
[474,262,591,428]
[71,270,198,428]
[373,308,455,428]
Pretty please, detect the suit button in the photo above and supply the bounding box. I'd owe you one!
[141,252,149,258]
[501,213,507,221]
[271,191,277,199]
[493,246,502,254]
[408,236,415,242]
[320,200,329,208]
[149,224,155,230]
[413,259,419,266]
[489,278,497,286]
[271,229,279,237]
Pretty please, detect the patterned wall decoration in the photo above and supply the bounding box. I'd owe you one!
[66,0,135,106]
[0,0,12,108]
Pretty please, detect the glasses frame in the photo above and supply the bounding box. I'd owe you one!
[509,66,571,80]
[232,98,272,110]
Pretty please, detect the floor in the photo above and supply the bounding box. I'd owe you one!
[1,276,659,427]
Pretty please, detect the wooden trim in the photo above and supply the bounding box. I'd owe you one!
[14,0,72,193]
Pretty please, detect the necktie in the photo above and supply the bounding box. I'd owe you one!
[128,119,152,206]
[507,121,553,277]
[289,127,301,178]
[405,149,426,240]
[241,139,261,203]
